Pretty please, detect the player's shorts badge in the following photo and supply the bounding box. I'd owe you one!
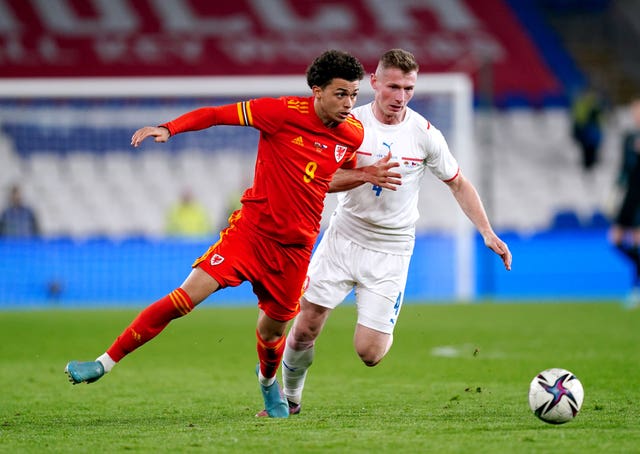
[210,254,225,266]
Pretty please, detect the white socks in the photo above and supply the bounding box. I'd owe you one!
[282,342,315,405]
[96,353,116,373]
[257,369,276,387]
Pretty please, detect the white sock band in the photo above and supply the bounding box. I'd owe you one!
[96,353,116,373]
[257,369,276,387]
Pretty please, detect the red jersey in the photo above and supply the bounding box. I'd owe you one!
[162,96,363,246]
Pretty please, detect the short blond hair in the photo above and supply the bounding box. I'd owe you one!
[376,49,419,74]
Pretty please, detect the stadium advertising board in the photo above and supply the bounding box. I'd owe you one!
[0,0,560,101]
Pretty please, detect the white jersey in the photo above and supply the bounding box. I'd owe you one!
[330,102,459,255]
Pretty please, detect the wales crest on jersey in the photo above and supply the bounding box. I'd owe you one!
[335,145,347,162]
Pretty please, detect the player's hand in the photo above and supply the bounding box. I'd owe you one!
[131,126,170,147]
[485,234,512,271]
[362,151,402,191]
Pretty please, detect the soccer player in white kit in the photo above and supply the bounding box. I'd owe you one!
[281,49,512,414]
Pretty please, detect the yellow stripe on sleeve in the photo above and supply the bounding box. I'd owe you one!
[236,101,254,126]
[236,103,246,126]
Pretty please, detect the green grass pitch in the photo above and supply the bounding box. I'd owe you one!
[1,302,639,453]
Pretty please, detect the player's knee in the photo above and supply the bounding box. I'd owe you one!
[355,332,392,367]
[360,355,382,367]
[356,347,385,367]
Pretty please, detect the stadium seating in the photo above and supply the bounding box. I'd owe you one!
[0,107,623,237]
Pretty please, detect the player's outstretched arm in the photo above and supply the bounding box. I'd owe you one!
[446,172,512,271]
[328,152,402,193]
[131,126,170,147]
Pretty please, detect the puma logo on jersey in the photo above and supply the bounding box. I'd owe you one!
[210,254,225,266]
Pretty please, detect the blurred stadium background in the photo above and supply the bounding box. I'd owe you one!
[0,0,637,307]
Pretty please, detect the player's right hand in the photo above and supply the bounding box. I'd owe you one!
[131,126,170,147]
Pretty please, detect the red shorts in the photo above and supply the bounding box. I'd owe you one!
[193,211,312,322]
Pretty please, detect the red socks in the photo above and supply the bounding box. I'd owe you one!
[105,288,286,382]
[256,330,286,380]
[107,288,194,362]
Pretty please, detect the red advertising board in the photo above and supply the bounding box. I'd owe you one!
[0,0,561,100]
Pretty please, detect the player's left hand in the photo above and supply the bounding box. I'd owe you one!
[485,235,512,271]
[362,151,402,190]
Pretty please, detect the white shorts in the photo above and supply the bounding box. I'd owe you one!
[304,226,411,334]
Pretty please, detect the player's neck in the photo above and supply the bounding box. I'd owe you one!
[314,104,339,128]
[324,120,338,128]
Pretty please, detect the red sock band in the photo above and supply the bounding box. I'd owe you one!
[256,330,286,380]
[107,288,194,362]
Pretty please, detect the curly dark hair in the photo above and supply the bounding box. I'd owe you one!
[306,50,365,89]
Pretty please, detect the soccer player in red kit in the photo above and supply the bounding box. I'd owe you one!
[64,50,402,418]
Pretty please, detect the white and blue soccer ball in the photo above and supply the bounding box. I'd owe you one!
[528,368,584,424]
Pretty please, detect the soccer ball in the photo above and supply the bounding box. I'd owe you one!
[528,368,584,424]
